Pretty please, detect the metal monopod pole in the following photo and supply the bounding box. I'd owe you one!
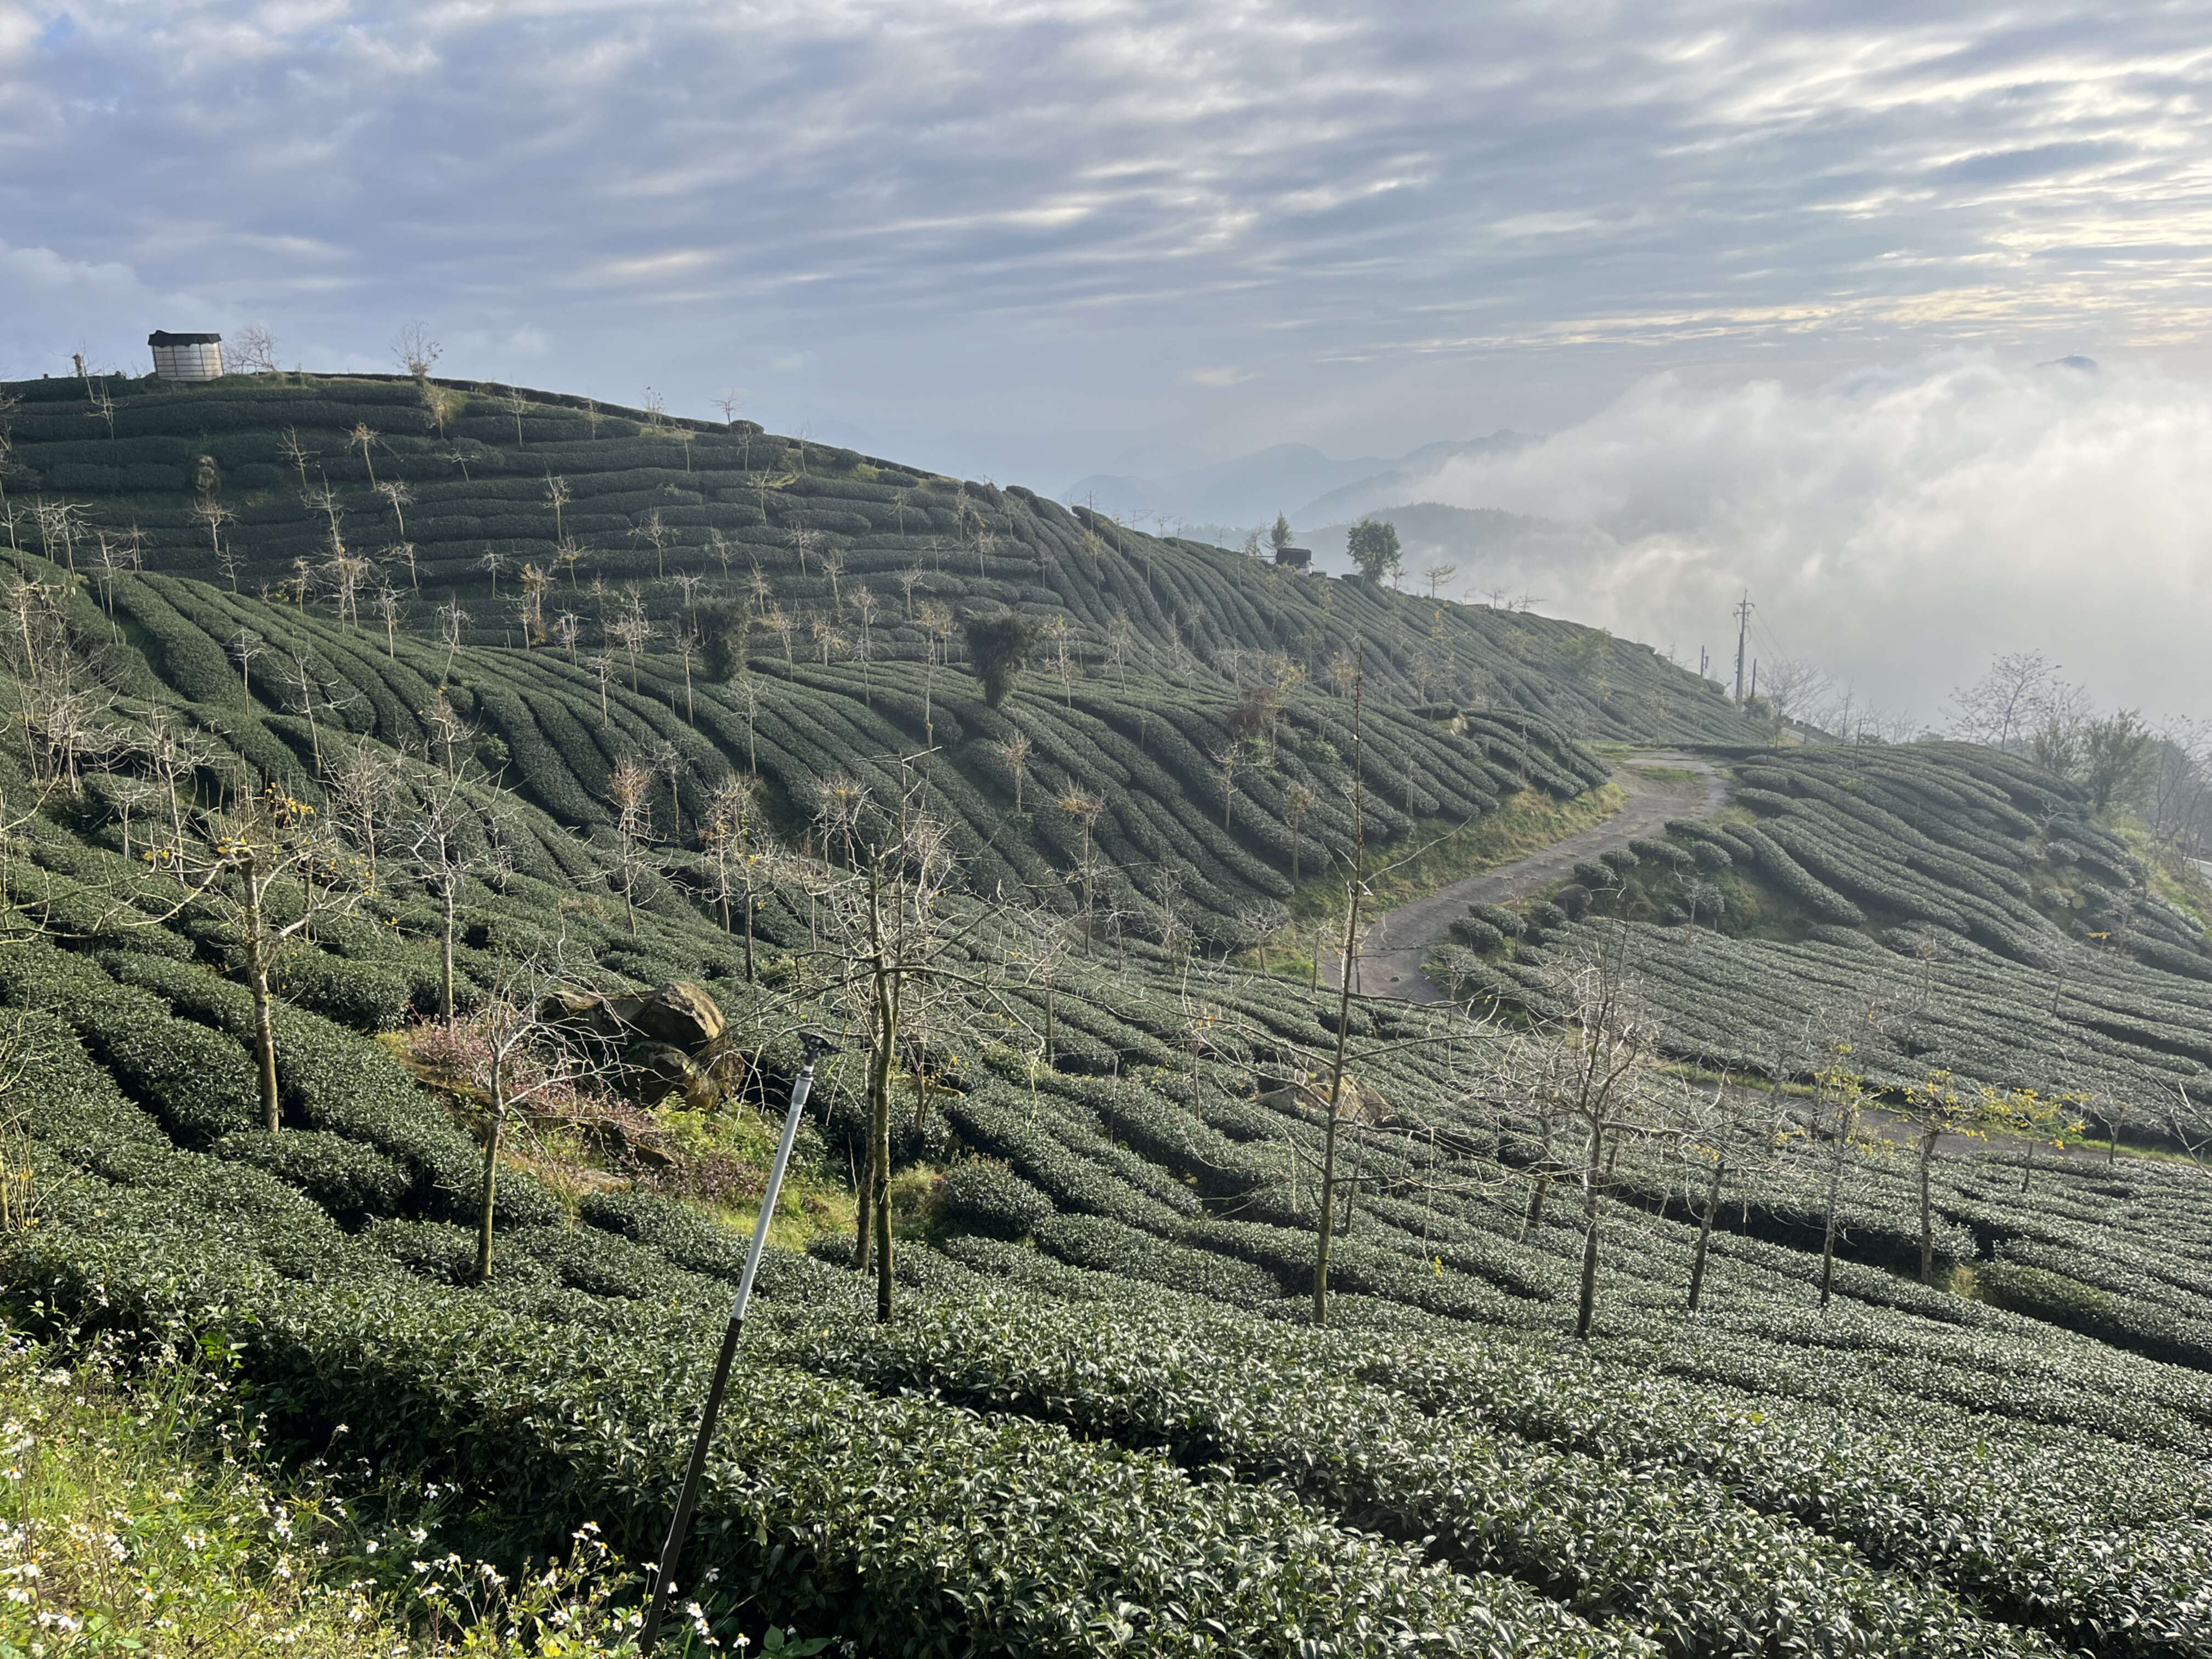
[639,1034,831,1654]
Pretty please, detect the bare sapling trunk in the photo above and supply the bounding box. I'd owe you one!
[1575,1126,1606,1339]
[442,878,459,1022]
[1686,1141,1728,1313]
[1819,1092,1854,1308]
[855,1148,876,1273]
[1311,882,1362,1325]
[476,1056,506,1283]
[1521,1147,1550,1240]
[1918,1124,1940,1285]
[244,862,281,1132]
[868,866,900,1322]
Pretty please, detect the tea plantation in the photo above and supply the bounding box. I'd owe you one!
[4,371,2212,1656]
[1434,742,2212,1104]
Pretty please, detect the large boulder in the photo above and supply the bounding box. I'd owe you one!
[616,981,727,1051]
[545,980,726,1051]
[541,981,729,1111]
[1262,1068,1387,1124]
[625,1041,717,1112]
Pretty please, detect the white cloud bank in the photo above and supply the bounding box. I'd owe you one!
[1416,356,2212,726]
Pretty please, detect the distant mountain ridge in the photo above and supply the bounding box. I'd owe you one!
[1063,432,1534,531]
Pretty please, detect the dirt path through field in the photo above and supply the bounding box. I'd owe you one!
[1328,752,1728,1003]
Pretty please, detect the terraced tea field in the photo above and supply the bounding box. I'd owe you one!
[5,371,2212,1656]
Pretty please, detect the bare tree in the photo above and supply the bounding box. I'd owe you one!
[996,729,1032,814]
[502,385,531,448]
[702,774,767,980]
[328,740,400,895]
[383,541,421,594]
[1950,651,2063,751]
[404,760,503,1022]
[141,785,364,1132]
[349,423,382,488]
[392,323,442,379]
[278,428,317,494]
[918,600,955,743]
[802,776,1027,1322]
[630,509,673,577]
[449,957,613,1282]
[1760,658,1830,730]
[375,479,413,539]
[375,584,407,658]
[611,612,654,692]
[437,601,470,682]
[232,325,280,374]
[544,474,571,542]
[607,757,655,933]
[191,499,239,588]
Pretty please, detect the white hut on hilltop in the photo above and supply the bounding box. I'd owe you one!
[148,331,223,382]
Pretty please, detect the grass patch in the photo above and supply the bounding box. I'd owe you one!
[0,1323,819,1656]
[2109,816,2212,935]
[1624,764,1700,786]
[0,1334,408,1655]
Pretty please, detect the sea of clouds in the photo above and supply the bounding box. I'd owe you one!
[1409,355,2212,729]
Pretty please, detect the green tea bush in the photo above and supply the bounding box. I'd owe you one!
[272,948,412,1032]
[213,1129,413,1226]
[940,1158,1054,1238]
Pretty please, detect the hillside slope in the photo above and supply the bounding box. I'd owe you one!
[1,372,1750,741]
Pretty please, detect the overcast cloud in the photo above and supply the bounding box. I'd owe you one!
[6,1,2212,705]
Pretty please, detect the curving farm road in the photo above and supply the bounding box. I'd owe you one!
[1328,752,1729,1003]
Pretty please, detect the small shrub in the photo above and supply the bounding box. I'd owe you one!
[965,614,1034,708]
[1468,902,1523,938]
[213,1130,412,1226]
[1981,1261,2114,1325]
[1448,917,1505,953]
[941,1158,1055,1238]
[273,950,411,1033]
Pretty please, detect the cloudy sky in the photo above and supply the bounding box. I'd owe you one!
[7,1,2212,716]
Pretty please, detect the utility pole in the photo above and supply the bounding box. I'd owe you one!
[1731,591,1754,703]
[1698,646,1709,680]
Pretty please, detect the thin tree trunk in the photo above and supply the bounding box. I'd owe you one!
[1820,1102,1852,1308]
[1686,1150,1727,1312]
[1520,1133,1551,1242]
[245,878,281,1133]
[475,1066,505,1282]
[1575,1130,1605,1339]
[1342,1123,1367,1237]
[869,883,901,1323]
[1311,882,1361,1325]
[1918,1126,1939,1285]
[441,882,459,1023]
